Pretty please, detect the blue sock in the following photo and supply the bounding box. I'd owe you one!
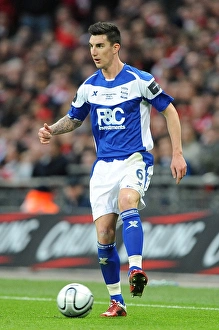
[111,294,124,305]
[97,242,124,304]
[128,266,142,276]
[97,242,120,285]
[121,208,143,257]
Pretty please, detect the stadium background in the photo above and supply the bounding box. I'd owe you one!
[0,1,219,277]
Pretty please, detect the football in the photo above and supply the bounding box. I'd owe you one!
[57,283,94,318]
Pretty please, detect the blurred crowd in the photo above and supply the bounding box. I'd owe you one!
[0,0,219,182]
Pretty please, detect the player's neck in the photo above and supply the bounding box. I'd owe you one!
[101,60,124,80]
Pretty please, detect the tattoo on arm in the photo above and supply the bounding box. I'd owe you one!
[50,116,82,135]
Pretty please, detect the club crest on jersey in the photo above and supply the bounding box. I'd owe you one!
[97,107,126,130]
[120,86,128,99]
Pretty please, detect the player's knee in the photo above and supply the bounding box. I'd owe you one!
[97,229,116,244]
[118,189,140,212]
[95,214,117,243]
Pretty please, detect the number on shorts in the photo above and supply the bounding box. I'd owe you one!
[136,169,143,180]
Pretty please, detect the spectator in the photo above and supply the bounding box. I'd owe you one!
[150,112,168,140]
[205,53,219,96]
[0,140,33,180]
[32,137,69,176]
[78,147,97,169]
[155,135,172,169]
[54,4,82,48]
[62,177,90,213]
[181,121,201,174]
[13,0,60,40]
[20,185,60,213]
[190,95,212,135]
[199,126,219,175]
[0,0,16,36]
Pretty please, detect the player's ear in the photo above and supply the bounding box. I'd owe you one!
[113,43,120,54]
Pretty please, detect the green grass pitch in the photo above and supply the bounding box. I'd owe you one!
[0,277,218,330]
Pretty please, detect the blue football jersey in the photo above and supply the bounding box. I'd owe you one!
[67,64,173,158]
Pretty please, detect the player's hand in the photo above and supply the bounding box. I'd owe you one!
[170,154,187,184]
[38,123,53,144]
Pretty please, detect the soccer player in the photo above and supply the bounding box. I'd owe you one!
[38,22,187,317]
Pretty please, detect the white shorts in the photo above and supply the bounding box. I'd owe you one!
[90,152,154,221]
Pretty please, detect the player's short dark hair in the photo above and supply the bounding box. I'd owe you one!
[88,22,121,45]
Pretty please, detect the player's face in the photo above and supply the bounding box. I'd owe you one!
[89,35,116,70]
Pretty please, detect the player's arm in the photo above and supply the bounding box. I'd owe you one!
[162,103,187,184]
[38,115,82,144]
